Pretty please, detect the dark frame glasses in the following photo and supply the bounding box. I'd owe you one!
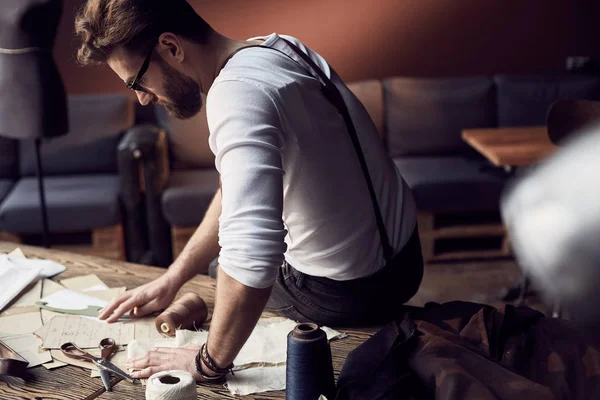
[125,46,155,93]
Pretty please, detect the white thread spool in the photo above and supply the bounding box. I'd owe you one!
[145,370,197,400]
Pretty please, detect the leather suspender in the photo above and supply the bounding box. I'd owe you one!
[220,38,394,262]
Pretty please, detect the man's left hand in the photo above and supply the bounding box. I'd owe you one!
[125,345,204,381]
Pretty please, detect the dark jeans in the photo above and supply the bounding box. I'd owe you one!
[265,227,424,327]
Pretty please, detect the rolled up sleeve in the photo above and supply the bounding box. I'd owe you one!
[207,79,287,289]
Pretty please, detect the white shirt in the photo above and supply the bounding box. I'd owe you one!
[207,33,417,289]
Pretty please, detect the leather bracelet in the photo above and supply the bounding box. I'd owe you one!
[201,343,235,376]
[195,351,227,382]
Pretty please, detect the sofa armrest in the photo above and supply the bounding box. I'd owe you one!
[118,124,173,266]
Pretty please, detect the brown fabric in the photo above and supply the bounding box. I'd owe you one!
[408,303,600,400]
[347,80,384,138]
[337,302,600,400]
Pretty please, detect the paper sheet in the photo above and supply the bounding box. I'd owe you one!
[42,360,67,370]
[0,312,43,336]
[0,254,66,278]
[85,287,126,302]
[36,316,135,349]
[0,334,52,368]
[39,289,107,312]
[225,365,286,396]
[10,280,42,309]
[0,257,40,312]
[42,279,67,297]
[8,248,26,258]
[60,275,109,292]
[36,315,164,349]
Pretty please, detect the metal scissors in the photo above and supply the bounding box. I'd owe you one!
[60,338,138,391]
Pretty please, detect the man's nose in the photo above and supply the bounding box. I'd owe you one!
[135,91,152,106]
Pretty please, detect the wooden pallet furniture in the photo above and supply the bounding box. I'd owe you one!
[418,212,511,263]
[0,224,126,261]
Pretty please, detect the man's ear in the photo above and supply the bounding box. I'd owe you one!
[157,32,184,62]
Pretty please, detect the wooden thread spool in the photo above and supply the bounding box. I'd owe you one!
[155,293,208,337]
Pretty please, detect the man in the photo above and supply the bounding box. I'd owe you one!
[76,0,423,381]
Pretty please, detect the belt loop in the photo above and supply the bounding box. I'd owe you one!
[295,270,305,289]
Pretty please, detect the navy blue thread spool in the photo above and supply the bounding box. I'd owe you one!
[286,322,336,400]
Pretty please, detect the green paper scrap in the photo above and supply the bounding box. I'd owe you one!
[35,302,103,317]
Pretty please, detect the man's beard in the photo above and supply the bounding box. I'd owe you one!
[157,59,203,120]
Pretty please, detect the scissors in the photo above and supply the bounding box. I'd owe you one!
[60,338,139,391]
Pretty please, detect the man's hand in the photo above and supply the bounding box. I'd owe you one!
[98,273,181,323]
[125,345,204,381]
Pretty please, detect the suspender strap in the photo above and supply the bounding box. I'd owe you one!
[220,38,394,262]
[270,38,394,262]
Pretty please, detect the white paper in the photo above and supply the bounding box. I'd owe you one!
[0,333,52,368]
[8,248,26,258]
[39,289,107,311]
[225,365,286,396]
[0,257,40,312]
[0,255,66,278]
[10,280,43,309]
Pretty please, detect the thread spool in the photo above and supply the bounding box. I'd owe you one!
[145,370,196,400]
[286,323,336,400]
[155,293,208,337]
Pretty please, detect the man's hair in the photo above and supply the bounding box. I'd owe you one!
[75,0,213,65]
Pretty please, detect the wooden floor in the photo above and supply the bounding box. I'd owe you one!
[409,257,549,314]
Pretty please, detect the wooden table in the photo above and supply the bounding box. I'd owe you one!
[0,243,375,399]
[461,126,558,169]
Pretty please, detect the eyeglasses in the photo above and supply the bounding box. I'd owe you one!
[125,46,154,93]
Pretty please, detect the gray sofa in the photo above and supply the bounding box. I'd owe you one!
[121,74,600,266]
[0,94,135,259]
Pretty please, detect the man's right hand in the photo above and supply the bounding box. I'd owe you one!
[98,273,181,323]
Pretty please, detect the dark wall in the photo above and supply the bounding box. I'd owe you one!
[57,0,599,94]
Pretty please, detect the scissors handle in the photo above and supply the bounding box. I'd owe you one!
[60,342,96,362]
[99,338,117,360]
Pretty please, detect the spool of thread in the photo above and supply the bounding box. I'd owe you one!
[145,370,196,400]
[155,293,208,337]
[286,323,336,400]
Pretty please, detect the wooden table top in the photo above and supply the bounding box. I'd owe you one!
[461,126,559,167]
[0,243,375,399]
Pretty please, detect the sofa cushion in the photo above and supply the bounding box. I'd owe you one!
[0,137,17,179]
[495,75,600,127]
[384,77,496,157]
[394,157,506,212]
[162,169,220,227]
[0,175,121,233]
[0,179,13,201]
[347,80,384,137]
[19,94,135,176]
[154,97,215,171]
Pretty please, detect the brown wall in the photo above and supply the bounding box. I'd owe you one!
[57,0,599,95]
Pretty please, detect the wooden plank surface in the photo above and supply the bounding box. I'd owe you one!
[461,126,558,167]
[0,242,375,399]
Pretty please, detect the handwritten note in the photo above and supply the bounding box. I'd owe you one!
[36,315,164,349]
[36,316,135,349]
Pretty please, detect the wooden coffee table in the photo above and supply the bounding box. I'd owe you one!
[462,126,558,172]
[0,243,375,399]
